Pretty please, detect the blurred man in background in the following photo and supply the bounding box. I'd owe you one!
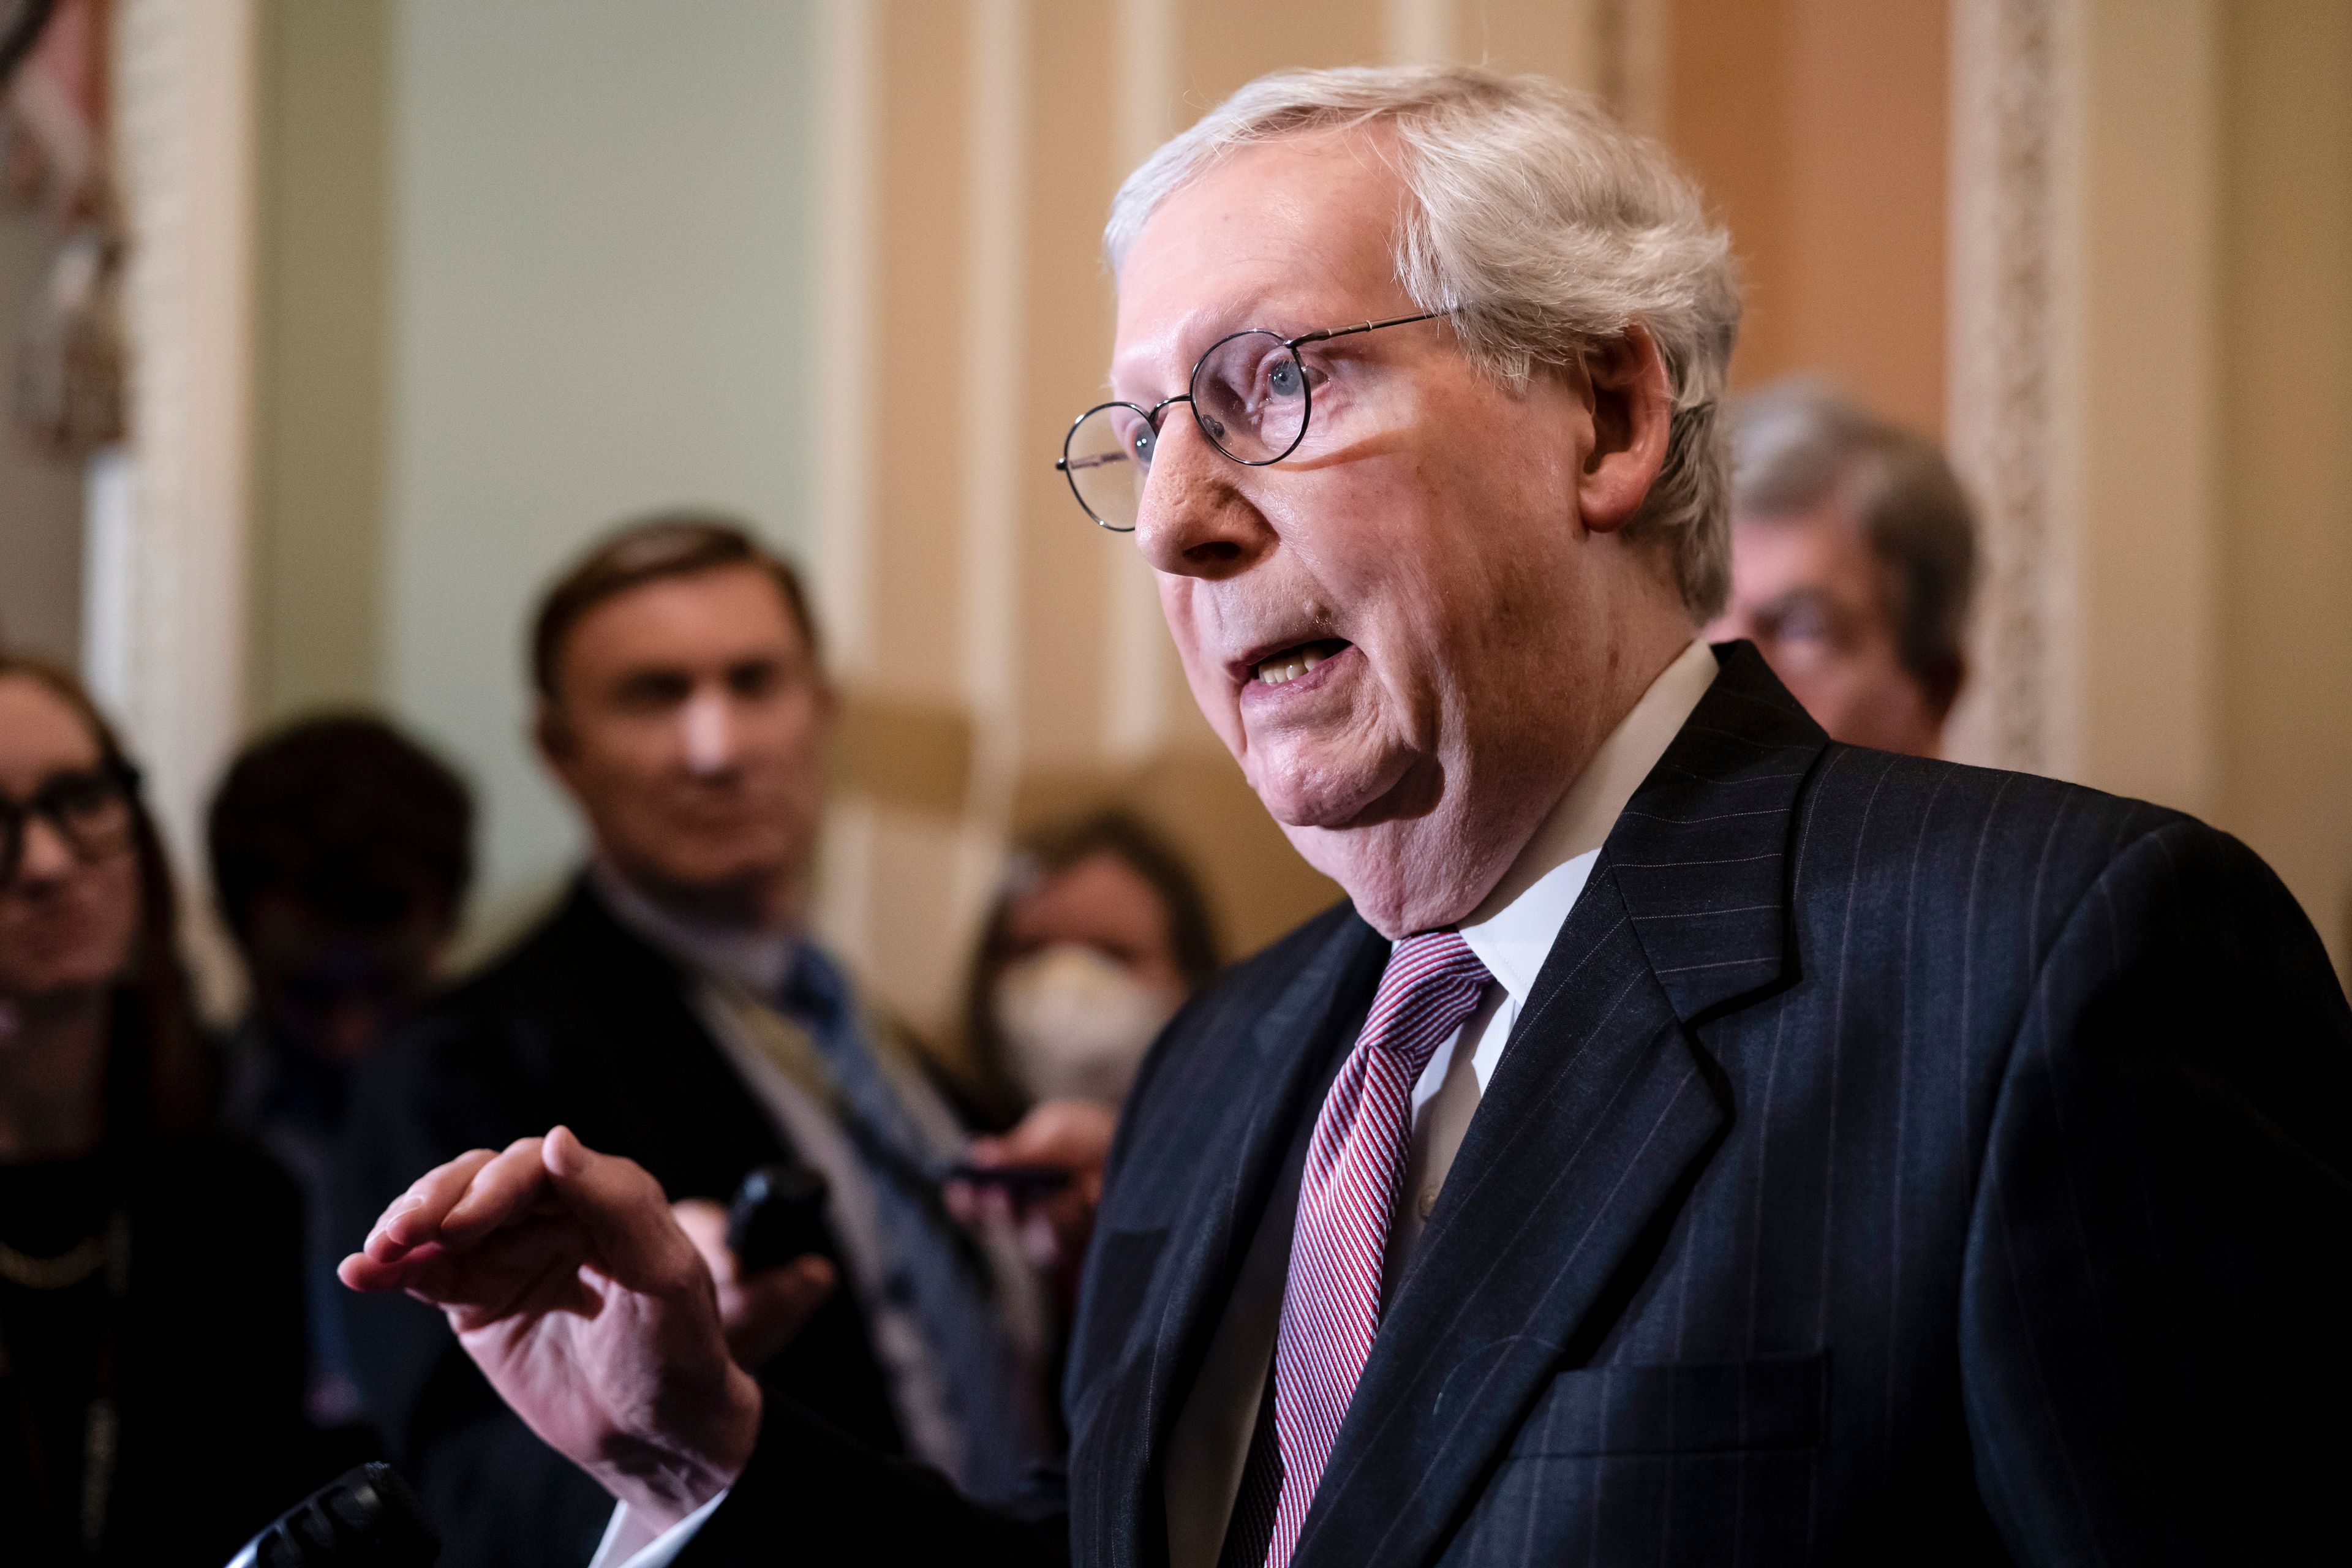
[339,515,1071,1568]
[211,714,473,1454]
[1705,380,1977,756]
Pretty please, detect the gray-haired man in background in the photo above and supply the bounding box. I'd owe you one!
[1706,380,1977,756]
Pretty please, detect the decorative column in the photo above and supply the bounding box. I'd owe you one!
[99,0,255,1015]
[1944,0,2079,776]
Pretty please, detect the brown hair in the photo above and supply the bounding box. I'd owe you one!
[208,712,475,943]
[0,652,211,1139]
[530,511,821,702]
[955,809,1221,1128]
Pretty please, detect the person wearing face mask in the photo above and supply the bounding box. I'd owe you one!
[956,811,1219,1125]
[337,515,1096,1568]
[0,652,311,1565]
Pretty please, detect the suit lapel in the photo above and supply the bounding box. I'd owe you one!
[1076,910,1389,1568]
[1292,643,1829,1567]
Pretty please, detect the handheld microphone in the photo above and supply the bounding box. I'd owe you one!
[225,1462,437,1567]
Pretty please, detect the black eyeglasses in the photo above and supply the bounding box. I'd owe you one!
[1055,311,1448,532]
[0,762,140,889]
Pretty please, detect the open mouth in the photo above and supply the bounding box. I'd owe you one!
[1251,638,1352,687]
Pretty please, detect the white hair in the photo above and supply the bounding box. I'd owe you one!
[1106,66,1741,619]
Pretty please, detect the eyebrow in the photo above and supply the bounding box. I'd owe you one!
[1109,293,1293,395]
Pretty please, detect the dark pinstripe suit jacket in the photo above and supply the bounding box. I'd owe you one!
[683,643,2352,1567]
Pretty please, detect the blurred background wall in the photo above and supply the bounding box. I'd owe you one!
[6,0,2346,1034]
[252,0,822,940]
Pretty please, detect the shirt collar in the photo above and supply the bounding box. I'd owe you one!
[1451,639,1720,1006]
[588,858,799,998]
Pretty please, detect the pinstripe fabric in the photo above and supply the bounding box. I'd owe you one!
[1053,645,2352,1568]
[1246,933,1491,1567]
[676,644,2352,1568]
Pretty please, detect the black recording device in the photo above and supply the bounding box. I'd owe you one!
[226,1462,437,1567]
[725,1159,832,1273]
[941,1161,1073,1199]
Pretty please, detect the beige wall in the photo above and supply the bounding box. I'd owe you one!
[250,0,390,720]
[1665,0,1950,434]
[236,0,2350,1027]
[2056,0,2351,978]
[2214,0,2352,975]
[2071,0,2223,816]
[250,0,825,937]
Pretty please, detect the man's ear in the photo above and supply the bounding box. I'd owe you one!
[534,699,574,768]
[1578,322,1673,536]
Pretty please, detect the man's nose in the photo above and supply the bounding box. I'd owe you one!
[679,690,737,775]
[1131,416,1274,580]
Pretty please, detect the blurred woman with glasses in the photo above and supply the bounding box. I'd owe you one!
[0,652,310,1566]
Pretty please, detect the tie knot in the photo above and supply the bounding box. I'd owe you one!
[1363,930,1492,1077]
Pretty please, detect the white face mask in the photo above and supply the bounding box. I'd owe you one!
[991,942,1181,1107]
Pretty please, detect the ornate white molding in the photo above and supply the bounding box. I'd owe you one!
[103,0,255,1015]
[1945,0,2080,776]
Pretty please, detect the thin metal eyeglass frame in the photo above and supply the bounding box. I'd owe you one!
[1055,309,1448,532]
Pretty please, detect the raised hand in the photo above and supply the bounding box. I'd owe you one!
[338,1126,760,1533]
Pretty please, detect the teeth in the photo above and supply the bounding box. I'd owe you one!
[1255,646,1329,686]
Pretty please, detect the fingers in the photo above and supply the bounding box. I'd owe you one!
[339,1245,422,1294]
[442,1138,564,1246]
[721,1255,837,1369]
[339,1208,598,1317]
[364,1145,503,1261]
[433,1215,604,1329]
[543,1125,704,1293]
[345,1129,689,1299]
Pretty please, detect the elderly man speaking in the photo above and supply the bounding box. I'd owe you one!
[343,68,2351,1567]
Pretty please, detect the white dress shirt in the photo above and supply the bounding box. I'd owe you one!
[1384,635,1720,1286]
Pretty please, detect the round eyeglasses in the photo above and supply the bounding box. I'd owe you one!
[1055,311,1447,532]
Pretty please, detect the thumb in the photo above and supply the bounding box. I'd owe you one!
[542,1125,699,1292]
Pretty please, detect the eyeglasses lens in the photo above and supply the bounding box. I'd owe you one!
[1063,404,1153,532]
[1191,330,1308,464]
[0,771,132,887]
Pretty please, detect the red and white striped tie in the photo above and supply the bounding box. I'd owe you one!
[1247,930,1493,1567]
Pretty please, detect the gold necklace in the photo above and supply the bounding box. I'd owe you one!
[0,1232,108,1290]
